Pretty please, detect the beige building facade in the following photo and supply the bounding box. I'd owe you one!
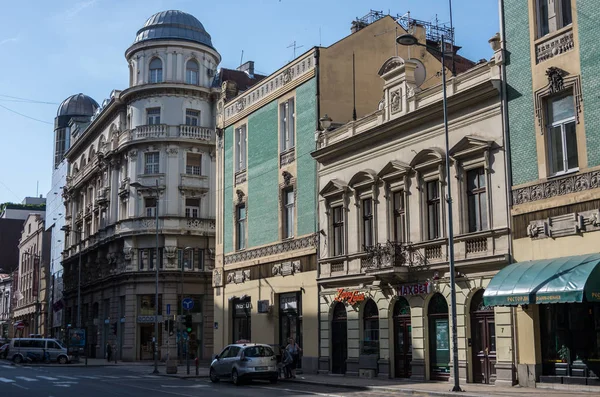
[312,45,515,385]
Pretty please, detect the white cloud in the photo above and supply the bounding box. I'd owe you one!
[0,37,19,46]
[63,0,99,19]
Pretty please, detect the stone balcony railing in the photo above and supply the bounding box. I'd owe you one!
[179,125,212,141]
[134,124,168,138]
[180,173,209,192]
[117,125,215,148]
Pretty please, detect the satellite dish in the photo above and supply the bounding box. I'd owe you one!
[410,58,427,87]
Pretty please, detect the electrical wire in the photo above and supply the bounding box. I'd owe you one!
[0,94,59,105]
[0,103,53,125]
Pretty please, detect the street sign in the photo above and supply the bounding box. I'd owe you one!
[15,323,24,330]
[182,298,194,311]
[166,304,171,315]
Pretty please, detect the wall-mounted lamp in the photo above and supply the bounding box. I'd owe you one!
[319,114,332,131]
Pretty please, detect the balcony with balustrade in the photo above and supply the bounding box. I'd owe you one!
[117,125,215,149]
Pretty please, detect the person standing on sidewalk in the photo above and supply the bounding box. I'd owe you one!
[106,342,112,362]
[285,337,302,379]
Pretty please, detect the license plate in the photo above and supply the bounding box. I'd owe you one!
[255,366,268,371]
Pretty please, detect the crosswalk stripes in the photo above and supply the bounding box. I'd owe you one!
[36,376,59,380]
[15,376,38,382]
[0,373,173,385]
[1,365,16,369]
[0,377,15,383]
[57,375,78,380]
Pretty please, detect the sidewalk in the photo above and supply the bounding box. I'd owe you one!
[282,374,600,397]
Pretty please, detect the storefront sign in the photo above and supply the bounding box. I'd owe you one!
[334,289,366,305]
[397,282,430,296]
[234,301,251,316]
[137,315,163,323]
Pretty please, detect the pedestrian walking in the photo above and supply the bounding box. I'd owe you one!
[279,346,293,379]
[106,342,112,362]
[285,337,302,378]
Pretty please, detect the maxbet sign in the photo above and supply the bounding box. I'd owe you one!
[396,282,430,296]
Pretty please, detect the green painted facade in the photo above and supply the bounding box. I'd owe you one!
[505,0,537,186]
[223,77,317,254]
[577,2,600,168]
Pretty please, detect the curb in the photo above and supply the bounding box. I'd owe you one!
[283,379,489,397]
[156,374,209,379]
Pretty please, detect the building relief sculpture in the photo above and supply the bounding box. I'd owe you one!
[272,260,302,277]
[536,30,574,64]
[527,209,600,239]
[513,169,600,205]
[213,268,223,287]
[224,233,318,265]
[227,269,250,284]
[390,89,402,113]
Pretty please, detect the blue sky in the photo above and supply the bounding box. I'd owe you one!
[0,0,498,204]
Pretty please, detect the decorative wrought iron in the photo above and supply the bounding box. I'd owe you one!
[361,241,427,271]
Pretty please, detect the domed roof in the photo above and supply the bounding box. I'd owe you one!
[133,10,214,48]
[57,93,99,117]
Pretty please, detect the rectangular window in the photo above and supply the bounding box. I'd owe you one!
[185,198,200,218]
[144,152,160,174]
[139,249,148,270]
[283,188,294,239]
[235,125,247,172]
[280,98,295,151]
[393,191,406,243]
[536,0,572,38]
[237,204,246,250]
[178,249,194,270]
[466,167,488,233]
[147,108,161,125]
[145,197,156,217]
[547,94,577,175]
[185,109,200,126]
[332,206,344,256]
[139,294,162,316]
[186,152,201,175]
[362,198,374,249]
[426,181,440,240]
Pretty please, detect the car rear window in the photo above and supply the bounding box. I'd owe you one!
[243,346,274,357]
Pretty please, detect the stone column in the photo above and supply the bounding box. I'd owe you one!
[494,306,516,386]
[346,306,360,376]
[409,295,426,380]
[318,296,330,374]
[516,305,541,387]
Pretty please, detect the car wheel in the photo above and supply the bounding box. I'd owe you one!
[209,368,219,383]
[13,355,22,364]
[232,369,241,386]
[58,356,68,365]
[269,377,278,384]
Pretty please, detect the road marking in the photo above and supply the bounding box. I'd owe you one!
[54,381,78,384]
[12,383,29,390]
[57,376,78,380]
[124,375,140,378]
[0,377,15,383]
[256,386,346,397]
[80,376,98,379]
[160,385,208,388]
[54,384,71,388]
[36,376,59,381]
[1,365,15,369]
[15,376,38,382]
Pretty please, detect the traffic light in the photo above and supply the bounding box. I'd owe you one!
[164,319,174,335]
[111,322,117,336]
[184,315,193,333]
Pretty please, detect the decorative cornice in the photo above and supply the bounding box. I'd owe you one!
[224,234,318,265]
[512,169,600,205]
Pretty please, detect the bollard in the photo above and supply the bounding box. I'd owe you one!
[195,357,199,376]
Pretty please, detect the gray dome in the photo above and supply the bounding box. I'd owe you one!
[133,10,214,48]
[57,93,99,117]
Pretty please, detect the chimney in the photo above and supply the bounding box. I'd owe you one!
[412,23,427,46]
[237,61,255,77]
[223,80,239,100]
[351,20,368,34]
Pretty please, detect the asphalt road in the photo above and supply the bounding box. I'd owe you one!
[0,361,402,397]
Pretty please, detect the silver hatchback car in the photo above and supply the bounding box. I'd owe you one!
[210,343,278,385]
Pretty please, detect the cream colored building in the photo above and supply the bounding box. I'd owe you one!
[14,213,51,337]
[312,44,515,384]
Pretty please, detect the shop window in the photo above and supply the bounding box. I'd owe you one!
[186,59,199,85]
[546,94,578,176]
[466,167,488,232]
[280,98,295,152]
[232,297,251,343]
[332,206,345,256]
[149,57,163,83]
[428,293,450,380]
[139,294,162,316]
[426,180,441,240]
[279,292,302,357]
[283,188,294,239]
[362,300,379,355]
[536,0,572,38]
[393,191,406,243]
[362,198,374,249]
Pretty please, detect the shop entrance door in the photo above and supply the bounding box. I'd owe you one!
[428,293,450,381]
[393,297,412,378]
[331,302,347,374]
[139,324,161,361]
[471,290,496,384]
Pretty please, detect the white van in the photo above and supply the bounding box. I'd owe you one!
[9,338,71,364]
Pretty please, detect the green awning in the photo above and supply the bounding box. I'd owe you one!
[483,253,600,306]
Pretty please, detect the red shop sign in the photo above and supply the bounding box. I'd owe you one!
[397,282,430,296]
[334,289,366,305]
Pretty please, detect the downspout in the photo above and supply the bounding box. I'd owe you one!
[498,0,519,383]
[315,47,322,374]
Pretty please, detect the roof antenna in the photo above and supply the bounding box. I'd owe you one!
[448,0,456,76]
[239,50,244,67]
[287,41,304,59]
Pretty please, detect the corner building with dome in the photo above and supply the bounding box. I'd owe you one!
[58,10,257,361]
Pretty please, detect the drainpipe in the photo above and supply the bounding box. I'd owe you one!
[498,0,519,383]
[315,47,322,374]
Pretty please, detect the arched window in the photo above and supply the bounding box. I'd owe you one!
[363,299,379,355]
[186,59,199,85]
[428,293,450,380]
[149,57,163,83]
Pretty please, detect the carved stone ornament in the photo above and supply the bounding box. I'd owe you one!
[227,269,250,284]
[282,171,293,186]
[225,233,318,265]
[166,147,178,157]
[546,67,566,94]
[129,149,138,159]
[513,169,600,205]
[213,268,223,287]
[381,59,404,74]
[283,67,292,84]
[272,260,302,277]
[235,98,245,112]
[390,89,402,113]
[236,189,245,203]
[165,246,177,259]
[123,247,132,261]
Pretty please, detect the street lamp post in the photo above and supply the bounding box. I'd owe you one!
[396,33,461,392]
[130,179,160,374]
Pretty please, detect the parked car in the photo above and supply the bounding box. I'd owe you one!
[0,343,9,359]
[210,343,278,385]
[9,338,71,364]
